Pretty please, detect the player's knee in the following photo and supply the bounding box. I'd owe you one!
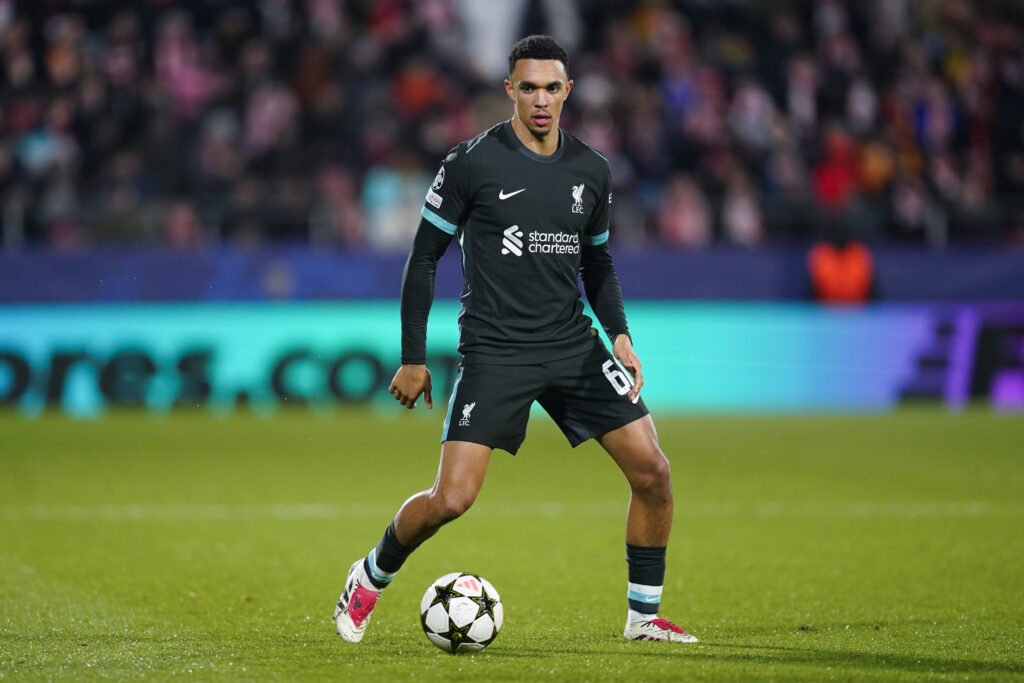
[632,452,672,503]
[431,488,476,523]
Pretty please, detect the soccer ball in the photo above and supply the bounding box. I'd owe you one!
[419,572,503,653]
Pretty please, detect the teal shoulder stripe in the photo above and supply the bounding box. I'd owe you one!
[466,132,487,153]
[585,230,609,246]
[466,122,501,153]
[421,207,458,235]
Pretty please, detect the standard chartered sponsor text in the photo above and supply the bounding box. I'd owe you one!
[528,230,579,254]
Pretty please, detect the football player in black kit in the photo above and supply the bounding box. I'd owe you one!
[335,35,698,644]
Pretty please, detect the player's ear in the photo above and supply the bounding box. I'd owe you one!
[564,79,573,98]
[504,78,514,100]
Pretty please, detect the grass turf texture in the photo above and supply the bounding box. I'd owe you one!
[1,409,1022,681]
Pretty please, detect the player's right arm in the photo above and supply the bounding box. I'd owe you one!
[391,146,471,409]
[389,363,433,409]
[393,145,473,409]
[390,217,453,409]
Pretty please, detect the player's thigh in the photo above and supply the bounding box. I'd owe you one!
[432,440,492,502]
[428,440,495,509]
[441,363,545,455]
[596,414,670,491]
[538,340,649,447]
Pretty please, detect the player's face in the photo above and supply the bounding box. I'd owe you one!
[505,59,573,140]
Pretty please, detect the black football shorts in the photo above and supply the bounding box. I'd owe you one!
[441,336,649,454]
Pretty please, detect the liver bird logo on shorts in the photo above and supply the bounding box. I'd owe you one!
[571,183,585,214]
[459,402,476,427]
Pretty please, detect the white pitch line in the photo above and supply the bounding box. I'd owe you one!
[2,501,1023,522]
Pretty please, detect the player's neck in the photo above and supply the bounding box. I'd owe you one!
[509,116,560,156]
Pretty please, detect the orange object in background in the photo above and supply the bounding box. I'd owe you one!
[808,241,874,303]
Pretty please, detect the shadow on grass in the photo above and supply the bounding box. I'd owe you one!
[480,639,1022,677]
[703,643,1023,677]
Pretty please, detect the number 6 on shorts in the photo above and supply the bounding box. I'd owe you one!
[601,359,632,396]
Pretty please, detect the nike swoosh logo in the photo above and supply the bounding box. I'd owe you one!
[498,188,526,200]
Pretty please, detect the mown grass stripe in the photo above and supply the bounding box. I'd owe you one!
[5,500,1023,522]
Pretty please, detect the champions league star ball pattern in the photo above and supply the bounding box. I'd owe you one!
[420,573,503,653]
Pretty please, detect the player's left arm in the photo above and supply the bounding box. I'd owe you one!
[580,163,642,400]
[611,331,642,401]
[580,242,642,401]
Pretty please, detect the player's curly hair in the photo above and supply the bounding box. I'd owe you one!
[507,34,569,78]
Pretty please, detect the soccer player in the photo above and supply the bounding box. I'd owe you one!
[334,35,698,644]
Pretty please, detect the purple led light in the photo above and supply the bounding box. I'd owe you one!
[944,307,979,410]
[990,371,1024,410]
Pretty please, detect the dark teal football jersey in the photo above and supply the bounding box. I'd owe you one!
[421,121,615,364]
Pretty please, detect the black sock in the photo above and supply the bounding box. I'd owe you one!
[626,543,666,615]
[362,521,415,589]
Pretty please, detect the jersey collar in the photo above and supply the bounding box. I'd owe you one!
[503,120,566,163]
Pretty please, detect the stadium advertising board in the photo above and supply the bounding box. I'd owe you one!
[1,302,1021,417]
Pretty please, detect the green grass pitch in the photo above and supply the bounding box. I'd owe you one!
[1,408,1022,681]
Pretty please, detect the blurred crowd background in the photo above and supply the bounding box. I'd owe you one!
[2,0,1024,253]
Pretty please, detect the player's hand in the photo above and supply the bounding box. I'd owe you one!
[612,334,643,403]
[389,364,433,409]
